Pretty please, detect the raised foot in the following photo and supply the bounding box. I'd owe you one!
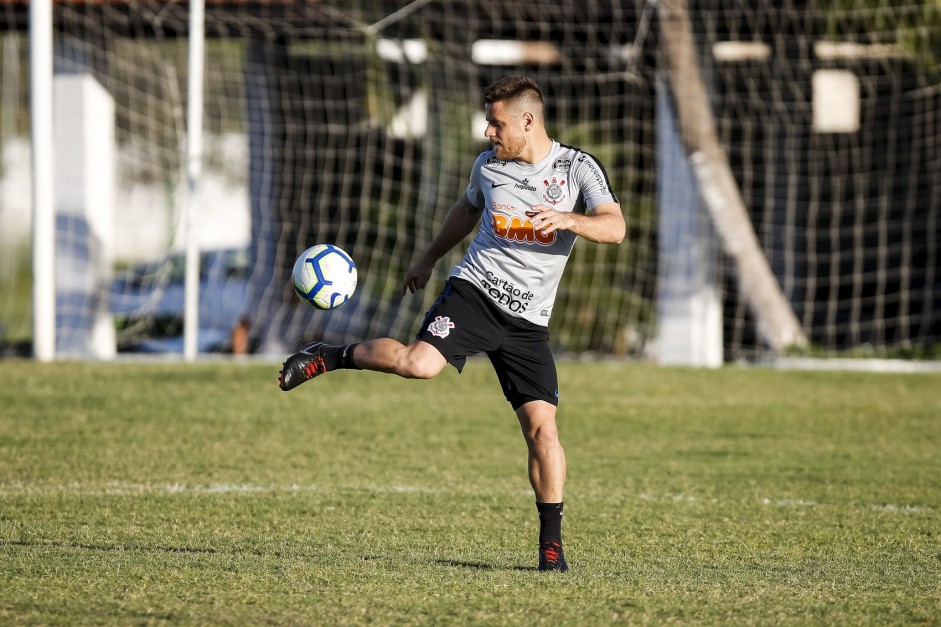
[278,342,329,391]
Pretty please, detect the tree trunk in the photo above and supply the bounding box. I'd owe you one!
[658,0,808,351]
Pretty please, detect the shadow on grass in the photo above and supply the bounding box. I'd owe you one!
[434,558,536,572]
[4,539,542,571]
[0,538,315,559]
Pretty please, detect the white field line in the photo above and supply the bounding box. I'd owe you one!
[637,492,933,514]
[0,481,453,497]
[0,481,932,514]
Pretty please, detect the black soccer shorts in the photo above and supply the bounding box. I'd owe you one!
[416,278,559,410]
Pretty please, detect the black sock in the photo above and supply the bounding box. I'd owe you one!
[338,343,360,369]
[536,501,564,545]
[312,343,360,370]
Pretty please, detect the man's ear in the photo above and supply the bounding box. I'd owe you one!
[522,111,535,131]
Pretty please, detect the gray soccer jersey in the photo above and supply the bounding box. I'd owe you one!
[451,141,619,326]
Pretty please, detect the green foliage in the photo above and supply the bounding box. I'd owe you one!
[819,0,941,81]
[0,245,32,345]
[1,361,939,624]
[784,341,941,360]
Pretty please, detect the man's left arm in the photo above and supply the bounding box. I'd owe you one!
[527,201,626,244]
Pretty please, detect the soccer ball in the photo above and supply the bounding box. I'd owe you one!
[292,244,358,310]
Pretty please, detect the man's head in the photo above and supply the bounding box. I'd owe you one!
[483,75,548,163]
[484,75,545,116]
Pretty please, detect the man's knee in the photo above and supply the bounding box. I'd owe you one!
[517,401,560,445]
[528,421,560,447]
[400,342,447,379]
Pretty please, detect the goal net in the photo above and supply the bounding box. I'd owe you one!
[0,0,938,363]
[692,0,941,361]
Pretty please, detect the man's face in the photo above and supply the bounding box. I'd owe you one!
[484,100,526,161]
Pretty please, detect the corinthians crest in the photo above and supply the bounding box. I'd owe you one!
[427,315,456,338]
[542,176,567,206]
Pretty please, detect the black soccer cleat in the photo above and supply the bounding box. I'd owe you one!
[538,541,569,572]
[279,342,329,391]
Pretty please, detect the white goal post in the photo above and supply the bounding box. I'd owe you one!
[183,0,206,361]
[29,0,54,362]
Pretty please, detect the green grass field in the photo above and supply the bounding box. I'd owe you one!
[1,360,938,625]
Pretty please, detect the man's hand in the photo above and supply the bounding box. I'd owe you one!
[526,205,576,237]
[400,196,483,295]
[402,259,435,295]
[527,202,625,244]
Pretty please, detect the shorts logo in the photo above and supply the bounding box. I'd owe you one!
[428,315,456,338]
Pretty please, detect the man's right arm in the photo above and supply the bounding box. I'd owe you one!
[402,195,483,294]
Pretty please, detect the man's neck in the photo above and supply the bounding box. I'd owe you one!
[516,136,553,164]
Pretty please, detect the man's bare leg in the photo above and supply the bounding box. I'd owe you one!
[280,339,446,390]
[517,400,569,572]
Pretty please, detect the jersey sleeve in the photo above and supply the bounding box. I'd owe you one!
[574,152,619,211]
[464,152,490,210]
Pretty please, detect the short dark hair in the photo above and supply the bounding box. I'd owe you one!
[484,75,544,112]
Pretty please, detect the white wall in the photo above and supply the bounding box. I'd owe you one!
[1,132,250,263]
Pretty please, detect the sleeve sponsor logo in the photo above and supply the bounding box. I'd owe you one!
[577,154,609,195]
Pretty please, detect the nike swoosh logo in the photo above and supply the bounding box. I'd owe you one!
[491,182,510,188]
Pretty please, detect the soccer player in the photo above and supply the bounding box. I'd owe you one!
[280,75,625,572]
